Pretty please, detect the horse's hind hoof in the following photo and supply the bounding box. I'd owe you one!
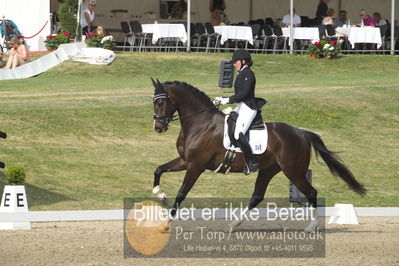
[160,197,168,206]
[0,132,6,139]
[0,162,5,168]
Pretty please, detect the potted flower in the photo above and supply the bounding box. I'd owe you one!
[307,41,322,58]
[100,35,116,50]
[322,40,341,59]
[44,32,70,51]
[86,33,102,48]
[87,34,117,50]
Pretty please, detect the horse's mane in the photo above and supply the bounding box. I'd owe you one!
[164,81,214,107]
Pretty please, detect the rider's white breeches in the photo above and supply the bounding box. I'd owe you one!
[234,102,257,140]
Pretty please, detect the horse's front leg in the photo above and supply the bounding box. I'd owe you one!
[153,157,186,204]
[160,165,204,232]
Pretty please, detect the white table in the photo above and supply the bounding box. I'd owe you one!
[335,27,382,49]
[214,25,253,45]
[142,23,187,44]
[282,27,320,43]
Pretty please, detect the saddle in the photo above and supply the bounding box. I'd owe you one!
[216,110,268,174]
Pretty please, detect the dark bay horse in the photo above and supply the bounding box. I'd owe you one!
[151,79,366,231]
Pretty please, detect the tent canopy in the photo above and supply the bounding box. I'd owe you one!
[72,0,398,25]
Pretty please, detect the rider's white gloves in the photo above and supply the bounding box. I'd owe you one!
[214,97,229,105]
[220,97,229,105]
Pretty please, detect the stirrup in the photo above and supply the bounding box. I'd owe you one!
[215,149,236,174]
[243,161,259,175]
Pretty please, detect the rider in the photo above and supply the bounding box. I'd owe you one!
[216,49,266,175]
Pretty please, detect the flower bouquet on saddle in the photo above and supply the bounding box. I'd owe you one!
[307,39,341,59]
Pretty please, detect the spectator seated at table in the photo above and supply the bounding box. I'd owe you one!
[359,9,376,27]
[281,9,301,27]
[171,0,187,19]
[4,37,29,69]
[322,8,335,25]
[373,12,388,27]
[210,0,227,26]
[334,10,349,27]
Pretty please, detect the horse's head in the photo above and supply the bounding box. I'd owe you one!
[151,78,177,133]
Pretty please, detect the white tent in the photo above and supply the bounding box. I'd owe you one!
[1,0,51,51]
[1,0,396,52]
[78,0,396,54]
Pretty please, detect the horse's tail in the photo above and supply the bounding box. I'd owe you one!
[303,130,367,196]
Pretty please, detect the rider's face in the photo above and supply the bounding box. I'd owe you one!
[233,60,246,71]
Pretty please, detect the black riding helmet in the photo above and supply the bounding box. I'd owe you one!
[232,49,253,68]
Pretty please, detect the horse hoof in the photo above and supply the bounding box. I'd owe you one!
[0,162,4,168]
[304,220,319,233]
[160,197,168,205]
[0,132,6,139]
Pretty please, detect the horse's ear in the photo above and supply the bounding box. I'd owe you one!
[151,77,157,89]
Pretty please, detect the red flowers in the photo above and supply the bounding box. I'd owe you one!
[46,35,56,39]
[87,33,96,38]
[63,32,70,37]
[332,40,337,45]
[314,42,320,46]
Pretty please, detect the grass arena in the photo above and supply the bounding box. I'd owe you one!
[0,52,398,265]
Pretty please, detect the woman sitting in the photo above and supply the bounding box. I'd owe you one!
[5,37,29,69]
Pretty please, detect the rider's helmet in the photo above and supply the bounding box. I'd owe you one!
[232,49,252,67]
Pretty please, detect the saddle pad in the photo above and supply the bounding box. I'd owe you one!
[223,115,268,154]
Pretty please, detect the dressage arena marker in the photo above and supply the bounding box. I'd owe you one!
[0,185,31,230]
[0,207,398,227]
[328,204,359,225]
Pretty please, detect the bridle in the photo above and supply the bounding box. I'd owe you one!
[152,93,177,127]
[152,92,216,126]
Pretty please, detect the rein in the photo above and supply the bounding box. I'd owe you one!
[153,93,216,123]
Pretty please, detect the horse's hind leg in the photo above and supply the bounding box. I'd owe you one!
[153,157,186,204]
[229,164,281,232]
[281,164,319,232]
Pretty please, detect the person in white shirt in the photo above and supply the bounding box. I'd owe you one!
[82,0,96,35]
[281,9,301,27]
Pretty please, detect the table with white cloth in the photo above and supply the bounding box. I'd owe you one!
[213,26,253,45]
[282,27,320,42]
[141,24,187,44]
[335,27,382,49]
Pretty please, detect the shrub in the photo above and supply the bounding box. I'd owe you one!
[59,0,79,38]
[5,166,26,185]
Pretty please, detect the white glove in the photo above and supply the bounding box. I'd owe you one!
[213,96,223,105]
[220,97,230,105]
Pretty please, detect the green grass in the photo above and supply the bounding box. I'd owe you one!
[0,52,398,210]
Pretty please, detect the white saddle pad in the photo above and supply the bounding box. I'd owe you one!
[223,114,268,154]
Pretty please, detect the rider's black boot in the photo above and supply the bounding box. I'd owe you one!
[237,133,259,175]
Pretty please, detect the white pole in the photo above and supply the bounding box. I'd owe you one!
[391,0,396,55]
[187,0,191,52]
[76,0,83,41]
[289,0,294,54]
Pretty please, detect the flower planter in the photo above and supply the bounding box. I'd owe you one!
[310,54,318,59]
